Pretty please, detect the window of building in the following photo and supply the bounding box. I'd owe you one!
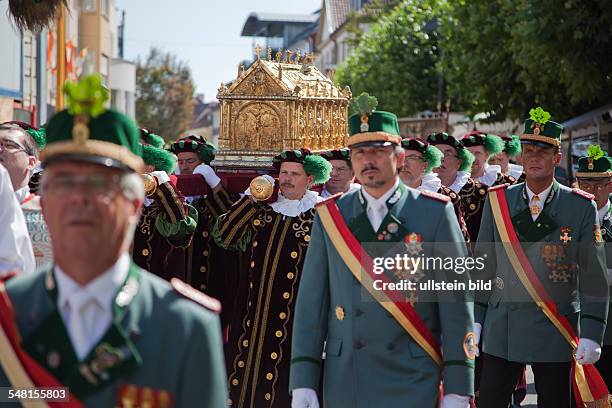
[102,0,110,17]
[81,0,96,13]
[100,54,109,85]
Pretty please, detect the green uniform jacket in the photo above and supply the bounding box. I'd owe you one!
[290,184,475,408]
[0,265,228,407]
[474,181,609,362]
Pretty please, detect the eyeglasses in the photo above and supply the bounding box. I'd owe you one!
[332,167,351,174]
[41,174,124,198]
[579,182,611,191]
[404,155,425,163]
[0,139,28,154]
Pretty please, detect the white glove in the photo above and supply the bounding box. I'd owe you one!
[473,322,482,357]
[575,338,602,365]
[193,163,221,188]
[244,174,276,196]
[150,170,170,185]
[439,393,471,408]
[291,388,319,408]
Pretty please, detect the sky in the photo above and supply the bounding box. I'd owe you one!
[114,0,322,103]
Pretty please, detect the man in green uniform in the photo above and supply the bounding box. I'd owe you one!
[290,105,475,407]
[132,129,197,281]
[575,144,612,391]
[474,107,609,407]
[0,76,227,407]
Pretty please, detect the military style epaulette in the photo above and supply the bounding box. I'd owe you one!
[419,190,450,203]
[171,278,221,314]
[315,192,343,207]
[572,188,595,201]
[488,183,509,192]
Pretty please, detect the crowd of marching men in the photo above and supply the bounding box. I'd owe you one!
[0,77,610,408]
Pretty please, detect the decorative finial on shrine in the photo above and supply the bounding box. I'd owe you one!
[254,44,262,60]
[275,50,283,63]
[267,47,272,61]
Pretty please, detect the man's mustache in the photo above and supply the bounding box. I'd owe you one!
[281,183,294,188]
[360,165,379,174]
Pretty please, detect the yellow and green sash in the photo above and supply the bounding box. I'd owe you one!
[0,281,84,408]
[488,187,609,407]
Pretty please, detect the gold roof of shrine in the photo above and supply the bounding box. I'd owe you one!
[214,46,351,167]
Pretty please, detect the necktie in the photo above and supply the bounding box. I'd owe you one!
[369,204,385,232]
[67,292,100,360]
[530,195,541,220]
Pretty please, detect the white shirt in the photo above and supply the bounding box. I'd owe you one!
[417,173,442,193]
[449,171,471,194]
[0,164,35,276]
[321,183,361,198]
[55,253,130,360]
[476,163,502,187]
[361,178,400,232]
[507,163,524,180]
[526,182,553,221]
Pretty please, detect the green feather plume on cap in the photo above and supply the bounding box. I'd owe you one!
[349,92,378,117]
[423,145,444,174]
[26,127,46,149]
[144,132,165,149]
[483,134,504,157]
[142,144,175,174]
[529,107,551,125]
[63,75,109,118]
[303,154,332,185]
[587,144,605,160]
[458,148,475,172]
[505,135,521,157]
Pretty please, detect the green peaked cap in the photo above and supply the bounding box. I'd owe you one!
[520,107,563,148]
[42,75,144,172]
[346,93,401,147]
[576,144,612,178]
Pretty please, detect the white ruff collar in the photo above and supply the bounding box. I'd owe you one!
[507,163,524,180]
[449,171,471,193]
[476,163,501,187]
[270,190,322,217]
[417,173,442,193]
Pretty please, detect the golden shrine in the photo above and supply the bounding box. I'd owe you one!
[214,45,351,167]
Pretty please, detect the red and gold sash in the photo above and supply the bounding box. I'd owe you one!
[488,187,610,407]
[0,281,84,408]
[316,199,443,367]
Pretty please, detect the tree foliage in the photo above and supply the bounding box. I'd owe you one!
[135,48,195,140]
[440,0,612,121]
[335,0,447,117]
[338,0,612,122]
